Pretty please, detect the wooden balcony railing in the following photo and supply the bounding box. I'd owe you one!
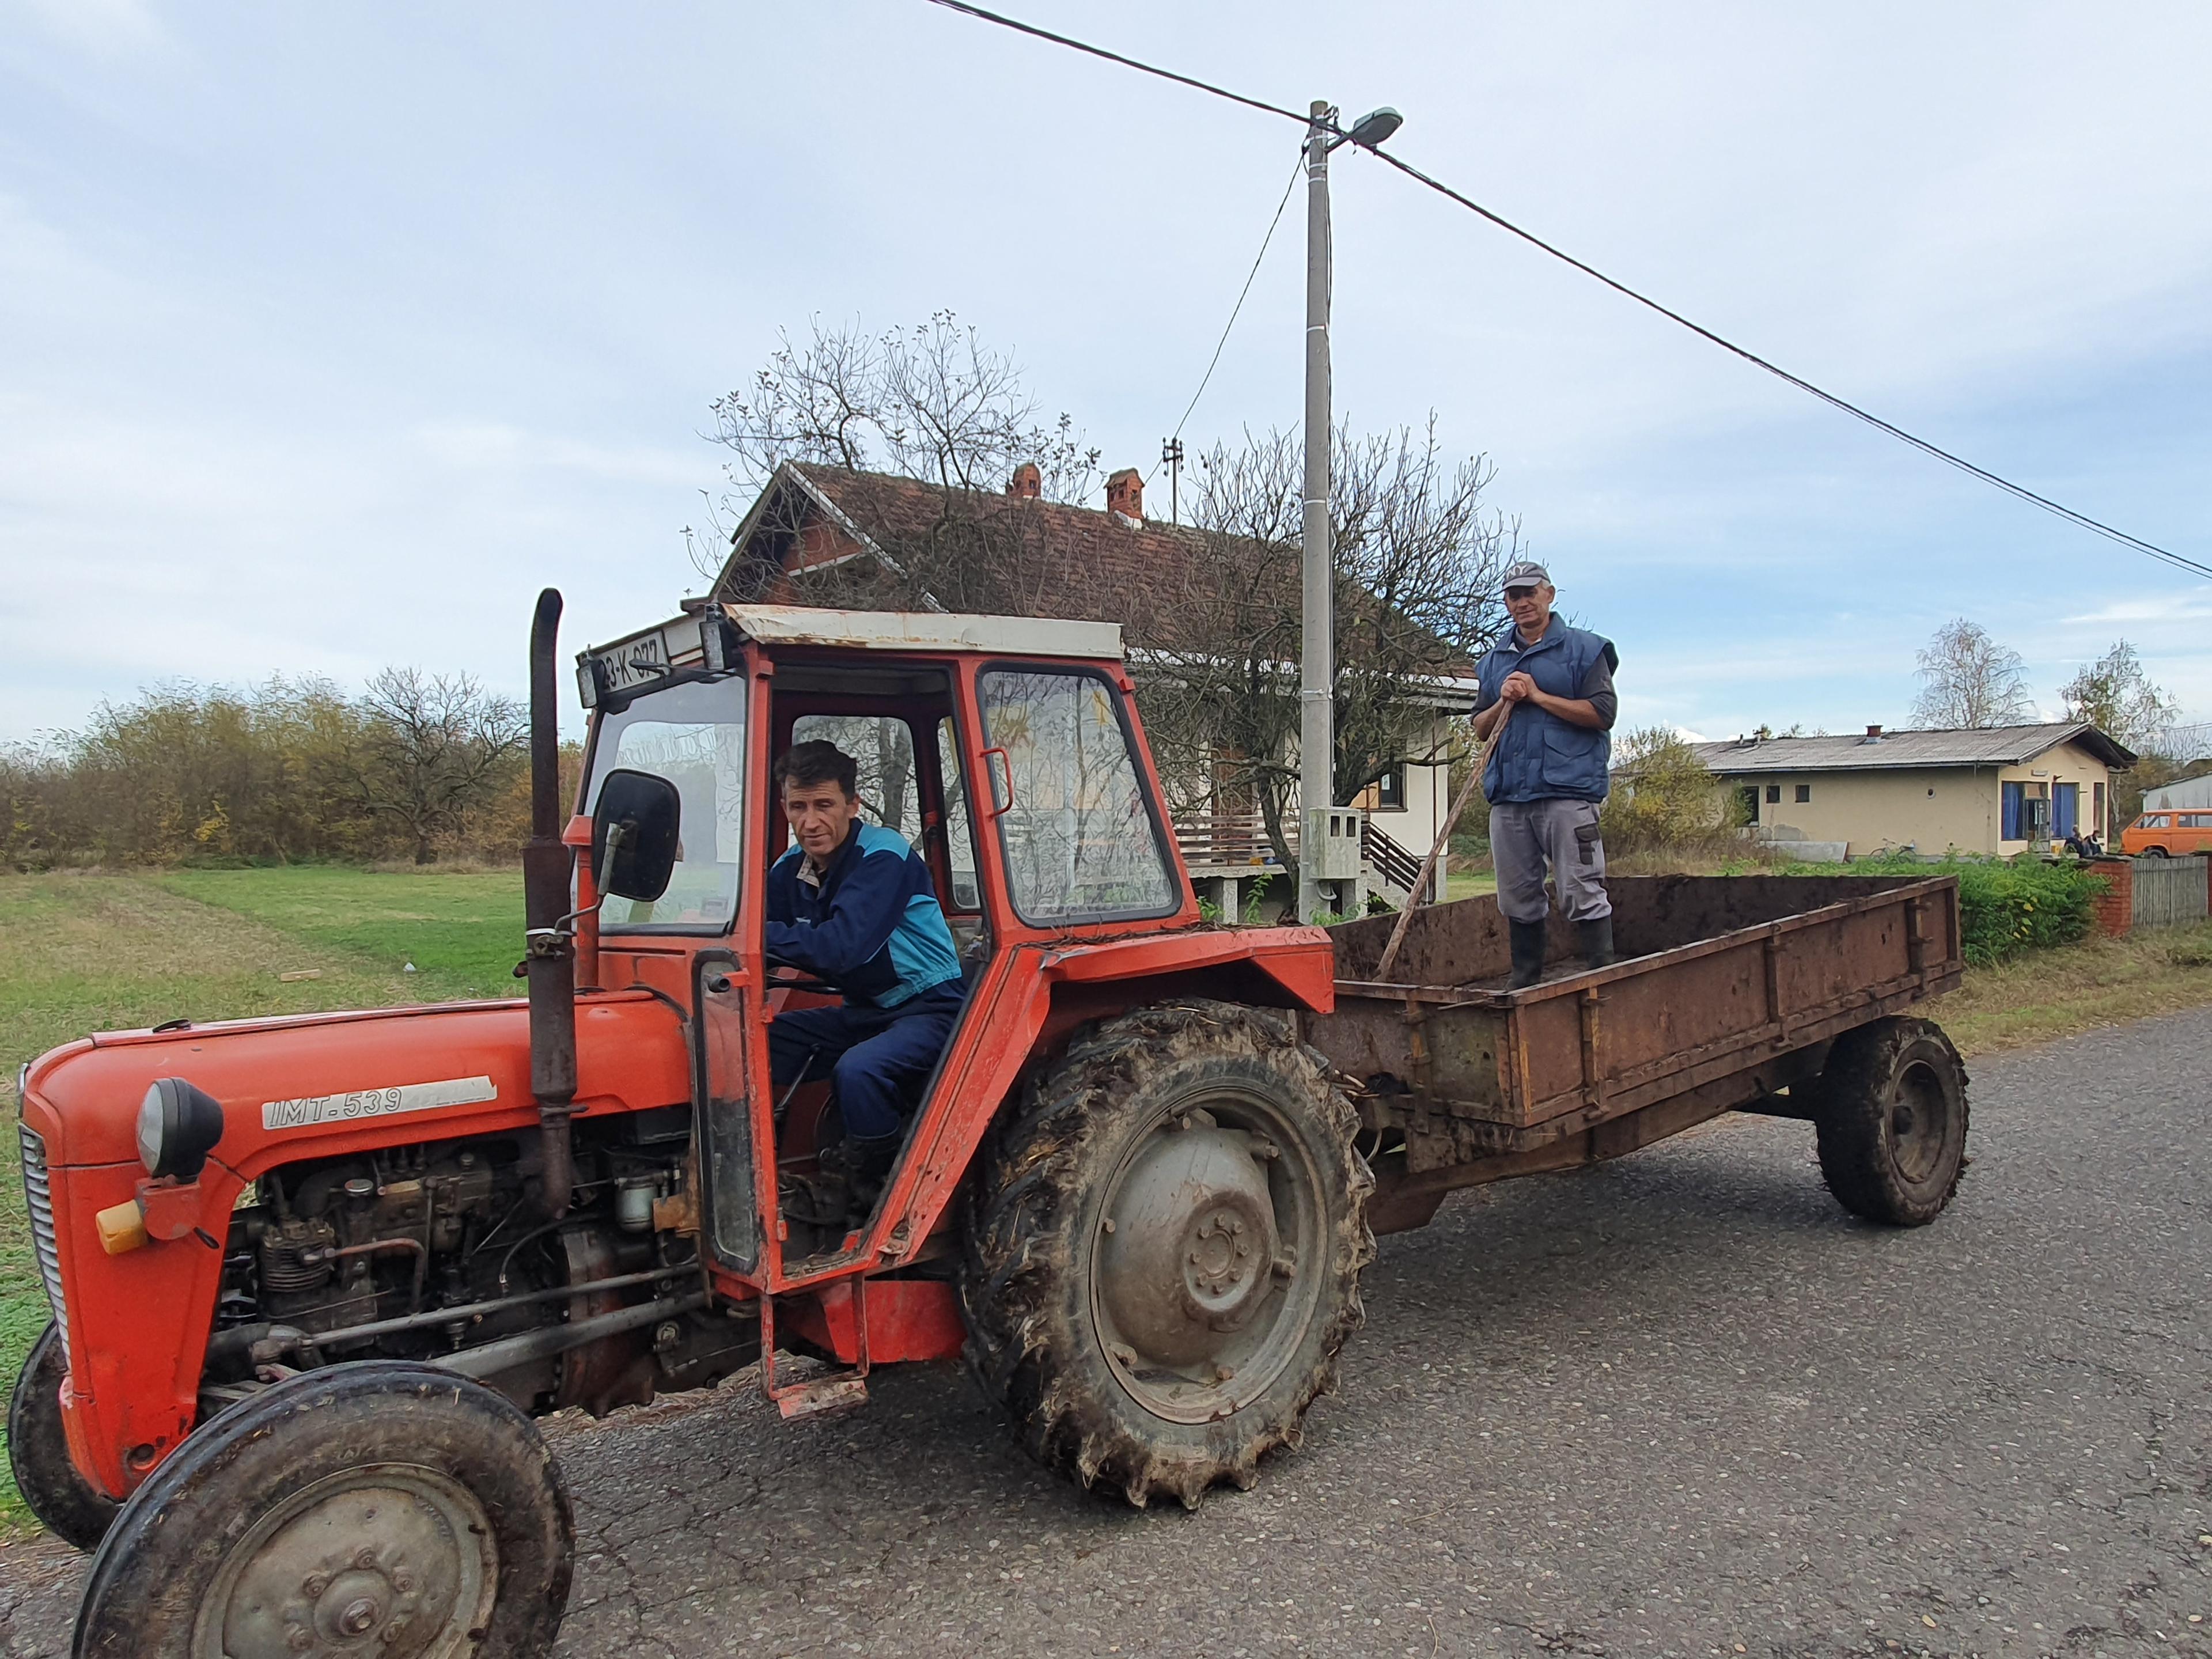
[1174,810,1286,870]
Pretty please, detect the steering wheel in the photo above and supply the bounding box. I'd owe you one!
[763,951,839,997]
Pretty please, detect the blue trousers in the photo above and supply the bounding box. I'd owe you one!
[767,980,965,1139]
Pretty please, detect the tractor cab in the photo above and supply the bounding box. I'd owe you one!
[570,603,1203,1291]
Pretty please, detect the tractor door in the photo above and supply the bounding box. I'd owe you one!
[575,671,768,1273]
[693,951,762,1274]
[748,662,987,1267]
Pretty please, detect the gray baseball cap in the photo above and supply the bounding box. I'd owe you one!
[1501,560,1551,594]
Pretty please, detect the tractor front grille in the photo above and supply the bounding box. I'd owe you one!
[18,1123,67,1350]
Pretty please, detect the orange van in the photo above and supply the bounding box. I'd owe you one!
[2120,809,2212,857]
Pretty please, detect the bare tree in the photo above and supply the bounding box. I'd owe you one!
[1911,618,2033,728]
[1136,421,1517,886]
[2058,639,2180,751]
[351,669,527,863]
[694,312,1101,590]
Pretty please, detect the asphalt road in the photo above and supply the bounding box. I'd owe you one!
[4,1006,2209,1658]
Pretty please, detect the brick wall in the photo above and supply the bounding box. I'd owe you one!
[2089,857,2133,938]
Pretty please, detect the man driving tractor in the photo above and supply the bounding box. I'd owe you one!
[766,739,967,1194]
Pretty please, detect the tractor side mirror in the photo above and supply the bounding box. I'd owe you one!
[592,770,681,902]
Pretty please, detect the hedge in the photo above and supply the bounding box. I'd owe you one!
[1785,853,2105,967]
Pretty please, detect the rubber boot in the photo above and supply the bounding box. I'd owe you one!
[1506,918,1547,988]
[1576,915,1616,972]
[822,1131,902,1218]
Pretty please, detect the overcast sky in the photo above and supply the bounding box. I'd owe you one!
[4,0,2208,746]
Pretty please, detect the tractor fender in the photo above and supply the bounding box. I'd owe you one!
[18,991,689,1500]
[885,926,1338,1260]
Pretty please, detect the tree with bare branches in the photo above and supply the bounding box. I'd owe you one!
[351,669,527,864]
[1135,421,1518,886]
[1911,618,2033,728]
[694,312,1100,600]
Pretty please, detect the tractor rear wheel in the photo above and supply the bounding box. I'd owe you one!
[7,1322,118,1551]
[960,999,1374,1509]
[73,1361,571,1659]
[1809,1016,1970,1226]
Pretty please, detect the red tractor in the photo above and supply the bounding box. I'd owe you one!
[15,595,1376,1655]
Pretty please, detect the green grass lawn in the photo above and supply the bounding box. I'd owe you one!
[1444,869,1497,901]
[158,865,525,997]
[0,865,524,1533]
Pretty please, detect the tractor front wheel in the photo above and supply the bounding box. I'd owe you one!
[7,1322,118,1551]
[960,999,1374,1509]
[73,1361,571,1659]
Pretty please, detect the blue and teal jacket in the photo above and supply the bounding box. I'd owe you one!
[1475,622,1619,805]
[766,822,965,1009]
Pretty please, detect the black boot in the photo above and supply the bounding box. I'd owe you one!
[821,1131,902,1217]
[1507,918,1547,988]
[1576,916,1616,971]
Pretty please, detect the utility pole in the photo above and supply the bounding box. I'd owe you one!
[1297,98,1335,925]
[1160,437,1184,525]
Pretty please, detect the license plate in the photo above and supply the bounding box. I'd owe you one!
[597,631,672,693]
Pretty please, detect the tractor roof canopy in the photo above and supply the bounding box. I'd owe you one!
[578,603,1123,709]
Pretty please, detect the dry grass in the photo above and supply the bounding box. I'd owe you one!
[1938,921,2212,1058]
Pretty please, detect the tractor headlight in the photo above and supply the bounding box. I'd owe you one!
[137,1078,226,1181]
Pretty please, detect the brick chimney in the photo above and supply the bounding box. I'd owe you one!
[1006,462,1040,499]
[1862,724,1884,744]
[1105,467,1143,525]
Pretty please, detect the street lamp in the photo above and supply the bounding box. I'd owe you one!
[1298,100,1403,925]
[1342,107,1403,150]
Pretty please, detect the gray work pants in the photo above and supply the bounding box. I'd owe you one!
[1490,798,1611,924]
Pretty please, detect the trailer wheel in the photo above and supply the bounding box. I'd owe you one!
[1809,1016,1969,1227]
[74,1361,571,1659]
[7,1322,118,1551]
[960,999,1374,1509]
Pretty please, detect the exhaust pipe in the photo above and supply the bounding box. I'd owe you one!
[524,588,578,1219]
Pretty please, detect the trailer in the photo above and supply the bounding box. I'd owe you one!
[1308,873,1968,1233]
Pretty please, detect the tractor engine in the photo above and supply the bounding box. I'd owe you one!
[200,1110,756,1420]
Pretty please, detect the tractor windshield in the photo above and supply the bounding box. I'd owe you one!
[978,667,1178,925]
[584,677,747,932]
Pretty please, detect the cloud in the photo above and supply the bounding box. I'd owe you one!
[3,2,2211,745]
[4,0,166,55]
[411,424,702,488]
[2058,593,2212,627]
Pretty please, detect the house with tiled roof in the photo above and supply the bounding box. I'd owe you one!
[1691,721,2135,857]
[710,461,1475,909]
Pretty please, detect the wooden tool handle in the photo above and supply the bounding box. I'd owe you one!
[1371,702,1513,983]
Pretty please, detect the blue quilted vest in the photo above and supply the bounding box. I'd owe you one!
[1475,622,1618,805]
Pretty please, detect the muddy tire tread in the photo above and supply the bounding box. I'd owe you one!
[73,1359,572,1658]
[6,1323,118,1552]
[1810,1016,1970,1227]
[959,998,1374,1510]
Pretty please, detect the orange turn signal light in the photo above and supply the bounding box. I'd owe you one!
[96,1199,149,1256]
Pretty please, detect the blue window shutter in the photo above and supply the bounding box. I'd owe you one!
[2001,782,2023,841]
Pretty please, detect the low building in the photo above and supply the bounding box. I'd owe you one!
[1690,721,2135,857]
[2145,774,2212,813]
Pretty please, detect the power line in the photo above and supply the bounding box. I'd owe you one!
[1358,146,2212,583]
[917,0,2211,583]
[919,0,1310,126]
[1147,151,1304,488]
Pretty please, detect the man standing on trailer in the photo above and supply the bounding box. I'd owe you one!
[1470,561,1620,987]
[766,740,967,1193]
